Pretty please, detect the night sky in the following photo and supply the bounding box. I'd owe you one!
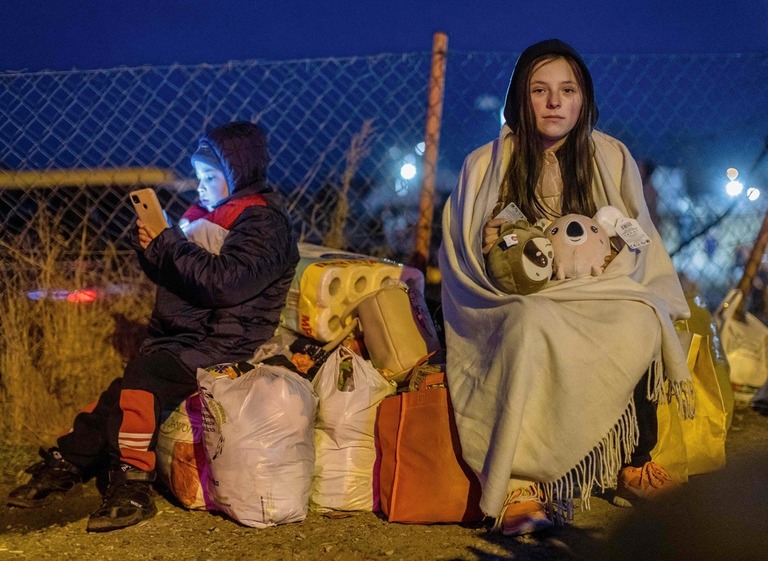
[2,0,767,72]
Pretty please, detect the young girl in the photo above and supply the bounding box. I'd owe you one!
[438,39,693,536]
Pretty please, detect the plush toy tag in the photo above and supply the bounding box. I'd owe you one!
[500,233,519,250]
[495,202,526,223]
[615,217,651,249]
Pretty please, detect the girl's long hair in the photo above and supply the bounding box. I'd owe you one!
[500,54,597,221]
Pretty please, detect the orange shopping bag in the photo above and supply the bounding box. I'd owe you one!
[375,372,483,524]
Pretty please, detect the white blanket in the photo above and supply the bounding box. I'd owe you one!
[439,126,693,518]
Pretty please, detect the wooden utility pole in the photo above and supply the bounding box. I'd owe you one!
[736,212,768,317]
[411,32,448,273]
[735,139,768,316]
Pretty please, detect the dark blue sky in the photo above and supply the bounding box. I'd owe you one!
[2,1,767,72]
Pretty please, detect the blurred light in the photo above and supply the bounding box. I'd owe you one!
[474,93,502,111]
[25,288,98,302]
[415,142,425,155]
[67,289,98,303]
[400,163,417,180]
[747,187,761,201]
[726,167,739,180]
[726,180,744,197]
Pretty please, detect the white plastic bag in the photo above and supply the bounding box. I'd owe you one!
[196,363,318,528]
[716,289,768,399]
[310,346,396,512]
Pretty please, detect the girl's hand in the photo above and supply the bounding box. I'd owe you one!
[136,219,159,250]
[602,250,618,271]
[482,218,507,255]
[601,236,625,270]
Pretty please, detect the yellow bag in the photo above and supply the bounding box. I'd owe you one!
[681,294,734,431]
[651,383,689,483]
[651,332,728,481]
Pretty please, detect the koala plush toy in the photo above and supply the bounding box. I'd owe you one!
[545,213,611,280]
[485,220,554,294]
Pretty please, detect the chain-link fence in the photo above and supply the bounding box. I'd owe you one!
[2,48,767,314]
[443,51,768,316]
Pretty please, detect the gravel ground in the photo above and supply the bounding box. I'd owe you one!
[1,401,767,561]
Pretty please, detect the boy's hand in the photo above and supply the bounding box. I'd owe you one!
[137,219,159,250]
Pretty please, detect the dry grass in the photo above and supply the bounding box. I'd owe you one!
[0,213,152,445]
[322,120,374,250]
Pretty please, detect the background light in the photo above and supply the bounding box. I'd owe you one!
[400,162,417,180]
[726,180,744,197]
[726,167,739,180]
[747,187,761,201]
[67,289,98,303]
[415,142,425,155]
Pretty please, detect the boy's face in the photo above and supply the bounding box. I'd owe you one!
[194,161,229,211]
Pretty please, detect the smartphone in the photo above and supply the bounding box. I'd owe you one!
[130,188,170,232]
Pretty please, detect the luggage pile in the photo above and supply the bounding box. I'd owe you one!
[156,244,483,528]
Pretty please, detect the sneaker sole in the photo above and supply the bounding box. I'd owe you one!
[86,503,157,532]
[7,484,83,508]
[612,494,634,508]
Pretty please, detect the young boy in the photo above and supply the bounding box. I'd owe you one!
[7,121,300,532]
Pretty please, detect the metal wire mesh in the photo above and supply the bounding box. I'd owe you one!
[442,51,768,313]
[1,50,767,313]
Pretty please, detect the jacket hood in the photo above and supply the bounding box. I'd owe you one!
[503,39,599,131]
[191,121,270,201]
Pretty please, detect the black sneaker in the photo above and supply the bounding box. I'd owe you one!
[7,447,83,508]
[86,464,157,532]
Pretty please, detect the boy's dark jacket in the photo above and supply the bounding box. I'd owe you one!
[134,121,299,370]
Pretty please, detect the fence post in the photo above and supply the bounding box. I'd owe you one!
[411,31,448,273]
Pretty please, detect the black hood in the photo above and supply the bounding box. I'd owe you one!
[503,39,599,131]
[190,121,270,198]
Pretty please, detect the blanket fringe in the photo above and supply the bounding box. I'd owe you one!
[647,359,666,403]
[502,361,694,526]
[535,361,694,524]
[648,358,696,419]
[540,396,639,524]
[668,379,696,419]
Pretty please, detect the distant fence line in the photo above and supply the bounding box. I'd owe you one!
[1,47,768,313]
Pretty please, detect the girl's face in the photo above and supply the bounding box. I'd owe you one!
[529,57,583,149]
[194,161,229,211]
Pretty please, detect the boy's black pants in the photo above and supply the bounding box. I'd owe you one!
[57,350,197,473]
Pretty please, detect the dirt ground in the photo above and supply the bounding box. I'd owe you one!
[1,401,767,561]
